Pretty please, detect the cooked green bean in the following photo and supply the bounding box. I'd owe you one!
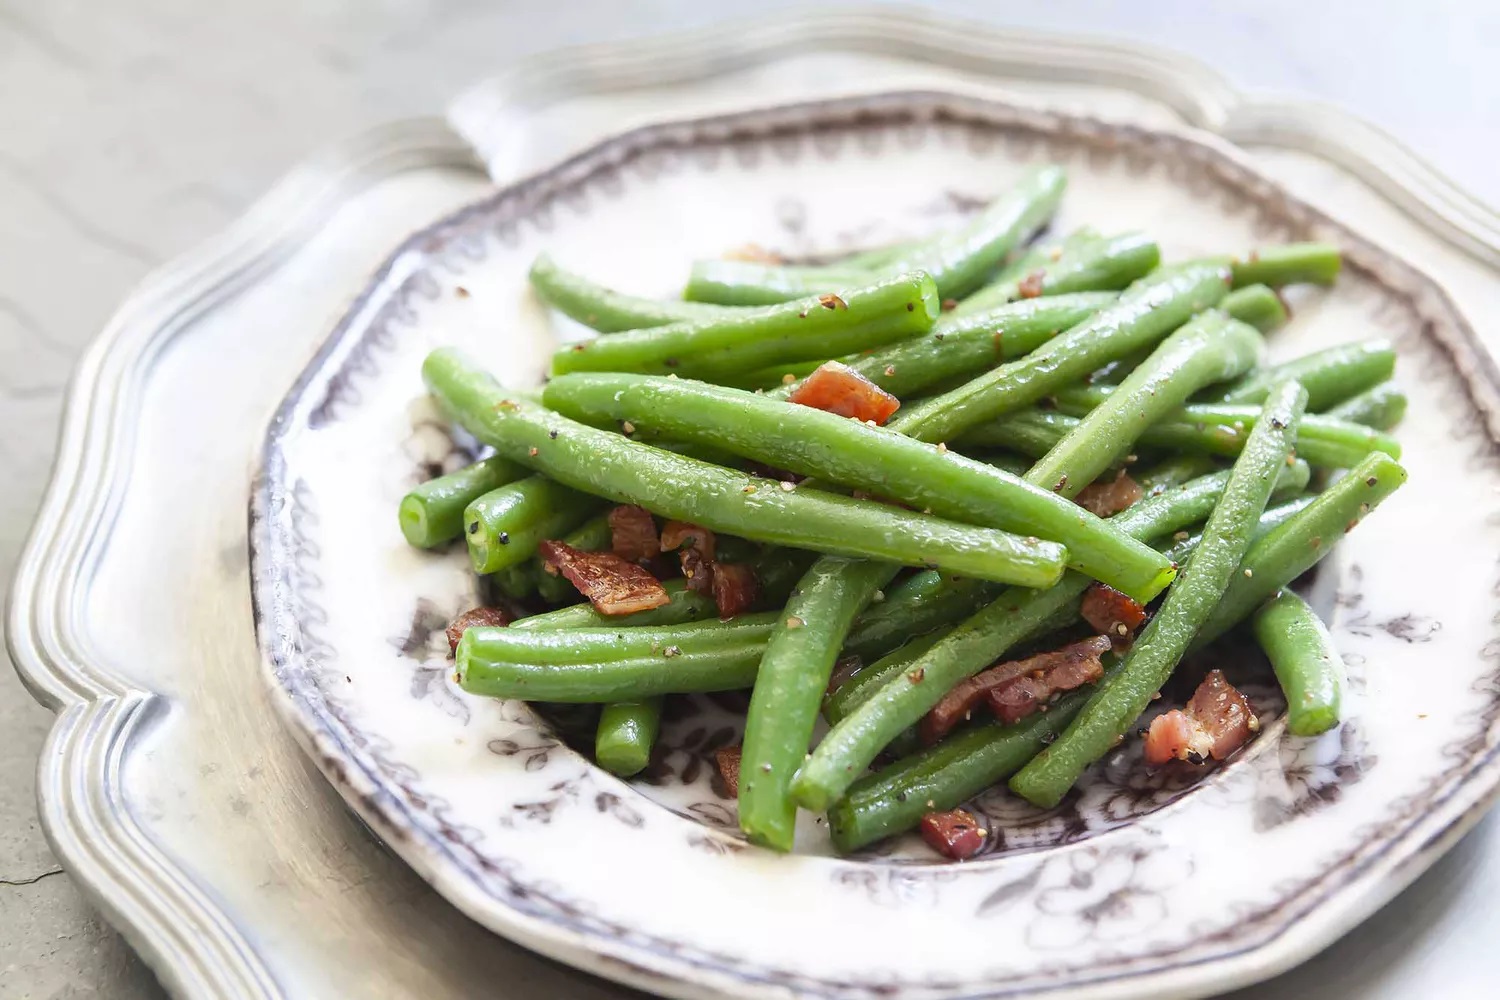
[682,167,1065,305]
[740,558,898,850]
[965,405,1399,469]
[828,682,1100,852]
[1192,452,1407,648]
[1220,284,1288,332]
[838,239,927,270]
[1136,454,1220,491]
[683,260,872,306]
[768,293,1117,401]
[1322,384,1407,431]
[789,451,1310,812]
[552,271,939,379]
[1224,242,1342,288]
[493,562,538,600]
[1210,340,1395,411]
[464,476,599,574]
[427,350,1068,585]
[1025,312,1264,497]
[1253,591,1345,736]
[458,617,777,701]
[887,262,1233,444]
[1010,381,1307,808]
[399,455,529,548]
[878,166,1067,300]
[595,699,663,776]
[544,373,1173,600]
[952,231,1159,315]
[529,254,734,332]
[842,572,997,664]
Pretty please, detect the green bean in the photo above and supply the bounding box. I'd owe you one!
[458,613,781,701]
[1136,454,1220,491]
[975,452,1032,477]
[492,562,538,600]
[879,166,1067,300]
[399,455,529,548]
[463,475,599,574]
[1025,312,1264,497]
[740,558,898,850]
[595,699,663,776]
[1192,452,1407,648]
[887,261,1233,443]
[552,271,939,379]
[1220,284,1289,333]
[1210,340,1396,411]
[683,261,871,306]
[427,350,1068,585]
[828,682,1099,852]
[842,572,997,664]
[964,405,1399,469]
[953,231,1158,315]
[767,293,1117,401]
[727,360,825,391]
[1325,384,1407,430]
[529,254,734,332]
[1253,591,1345,736]
[544,373,1172,600]
[837,239,927,270]
[789,452,1309,812]
[1224,242,1342,288]
[825,630,950,725]
[1010,381,1307,808]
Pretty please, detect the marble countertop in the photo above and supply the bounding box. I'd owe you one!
[2,2,1495,996]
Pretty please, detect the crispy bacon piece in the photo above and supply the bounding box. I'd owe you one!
[715,746,742,797]
[1017,270,1046,299]
[919,809,986,860]
[786,361,901,425]
[608,504,659,563]
[920,636,1112,744]
[987,636,1111,724]
[537,541,671,616]
[711,562,760,619]
[1074,469,1144,517]
[446,606,513,655]
[661,521,716,593]
[1081,584,1148,640]
[1143,669,1258,765]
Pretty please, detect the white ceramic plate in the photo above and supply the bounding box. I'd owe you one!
[249,91,1500,999]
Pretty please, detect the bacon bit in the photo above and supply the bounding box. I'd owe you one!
[715,746,742,797]
[787,361,901,424]
[1018,271,1046,298]
[919,809,986,860]
[723,243,784,264]
[712,562,760,619]
[1081,584,1148,638]
[608,505,660,563]
[537,541,671,615]
[1075,469,1145,517]
[988,636,1110,724]
[920,636,1111,744]
[819,293,848,311]
[1143,669,1256,765]
[445,606,513,655]
[940,298,958,312]
[661,521,717,593]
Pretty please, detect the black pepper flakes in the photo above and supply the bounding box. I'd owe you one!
[498,531,510,545]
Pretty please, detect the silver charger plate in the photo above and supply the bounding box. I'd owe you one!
[10,9,1500,999]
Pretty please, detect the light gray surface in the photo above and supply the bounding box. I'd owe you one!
[1,2,1495,997]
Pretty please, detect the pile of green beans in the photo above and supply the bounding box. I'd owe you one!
[394,167,1408,859]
